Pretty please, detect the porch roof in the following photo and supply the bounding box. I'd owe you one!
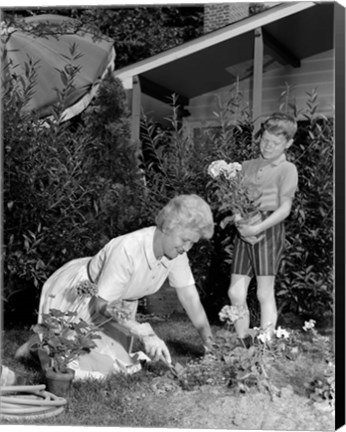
[114,2,334,102]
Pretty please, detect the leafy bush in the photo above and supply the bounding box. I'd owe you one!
[2,52,144,325]
[138,97,217,291]
[277,89,334,319]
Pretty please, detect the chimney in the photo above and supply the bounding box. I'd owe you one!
[203,3,279,33]
[203,3,250,33]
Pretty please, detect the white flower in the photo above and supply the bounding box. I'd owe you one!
[218,305,247,323]
[223,164,238,179]
[274,326,290,339]
[207,160,228,178]
[303,319,316,331]
[257,331,272,344]
[229,162,242,172]
[207,160,242,179]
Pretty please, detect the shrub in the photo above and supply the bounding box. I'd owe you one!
[139,96,220,296]
[2,53,144,326]
[276,90,334,319]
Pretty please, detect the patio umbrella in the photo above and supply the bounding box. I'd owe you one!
[1,14,116,121]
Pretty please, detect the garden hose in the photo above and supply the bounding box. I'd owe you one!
[0,384,67,420]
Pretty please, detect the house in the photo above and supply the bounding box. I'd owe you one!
[113,1,337,145]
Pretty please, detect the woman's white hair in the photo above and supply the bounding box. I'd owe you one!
[155,194,214,239]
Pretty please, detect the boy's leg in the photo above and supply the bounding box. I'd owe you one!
[228,274,251,338]
[251,221,285,335]
[256,275,277,334]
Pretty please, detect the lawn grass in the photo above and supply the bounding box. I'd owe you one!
[0,314,219,426]
[1,313,334,427]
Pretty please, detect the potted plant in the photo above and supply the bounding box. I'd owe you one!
[31,308,101,397]
[207,159,262,236]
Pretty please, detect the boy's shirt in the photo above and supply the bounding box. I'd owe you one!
[242,153,298,211]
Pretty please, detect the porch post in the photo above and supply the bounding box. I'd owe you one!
[131,75,141,145]
[253,27,263,132]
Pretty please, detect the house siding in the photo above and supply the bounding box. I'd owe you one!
[261,51,334,117]
[186,49,334,128]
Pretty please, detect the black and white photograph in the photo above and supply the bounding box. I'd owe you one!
[1,1,345,430]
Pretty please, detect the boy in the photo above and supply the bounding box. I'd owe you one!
[228,112,298,341]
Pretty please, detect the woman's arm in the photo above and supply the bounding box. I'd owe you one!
[92,296,153,337]
[93,296,172,363]
[175,284,214,350]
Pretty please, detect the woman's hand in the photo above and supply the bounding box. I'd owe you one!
[203,335,217,355]
[142,334,172,364]
[176,284,214,354]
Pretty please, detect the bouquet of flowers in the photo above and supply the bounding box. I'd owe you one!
[207,159,261,228]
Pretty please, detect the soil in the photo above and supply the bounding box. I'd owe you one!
[120,317,335,431]
[122,376,334,430]
[3,316,335,429]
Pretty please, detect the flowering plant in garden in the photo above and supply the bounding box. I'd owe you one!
[303,319,316,331]
[76,280,98,297]
[197,305,305,396]
[207,159,261,226]
[32,308,101,374]
[218,304,248,325]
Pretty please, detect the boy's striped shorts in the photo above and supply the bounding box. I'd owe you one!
[231,221,285,277]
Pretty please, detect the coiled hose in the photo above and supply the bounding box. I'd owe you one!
[0,384,67,420]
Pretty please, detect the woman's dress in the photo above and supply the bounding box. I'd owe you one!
[38,226,194,376]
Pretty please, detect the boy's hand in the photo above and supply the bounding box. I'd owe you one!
[237,223,264,244]
[237,223,260,238]
[242,234,264,245]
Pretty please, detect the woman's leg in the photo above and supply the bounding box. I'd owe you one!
[228,274,251,338]
[87,298,139,369]
[256,275,277,334]
[78,351,114,373]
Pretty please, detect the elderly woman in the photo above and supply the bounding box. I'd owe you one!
[17,194,215,378]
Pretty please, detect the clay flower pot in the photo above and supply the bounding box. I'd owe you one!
[235,212,263,242]
[235,211,262,226]
[45,368,75,398]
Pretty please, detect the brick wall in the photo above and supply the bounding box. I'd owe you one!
[203,2,280,33]
[203,3,250,33]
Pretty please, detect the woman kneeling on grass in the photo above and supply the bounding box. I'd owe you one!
[16,194,215,378]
